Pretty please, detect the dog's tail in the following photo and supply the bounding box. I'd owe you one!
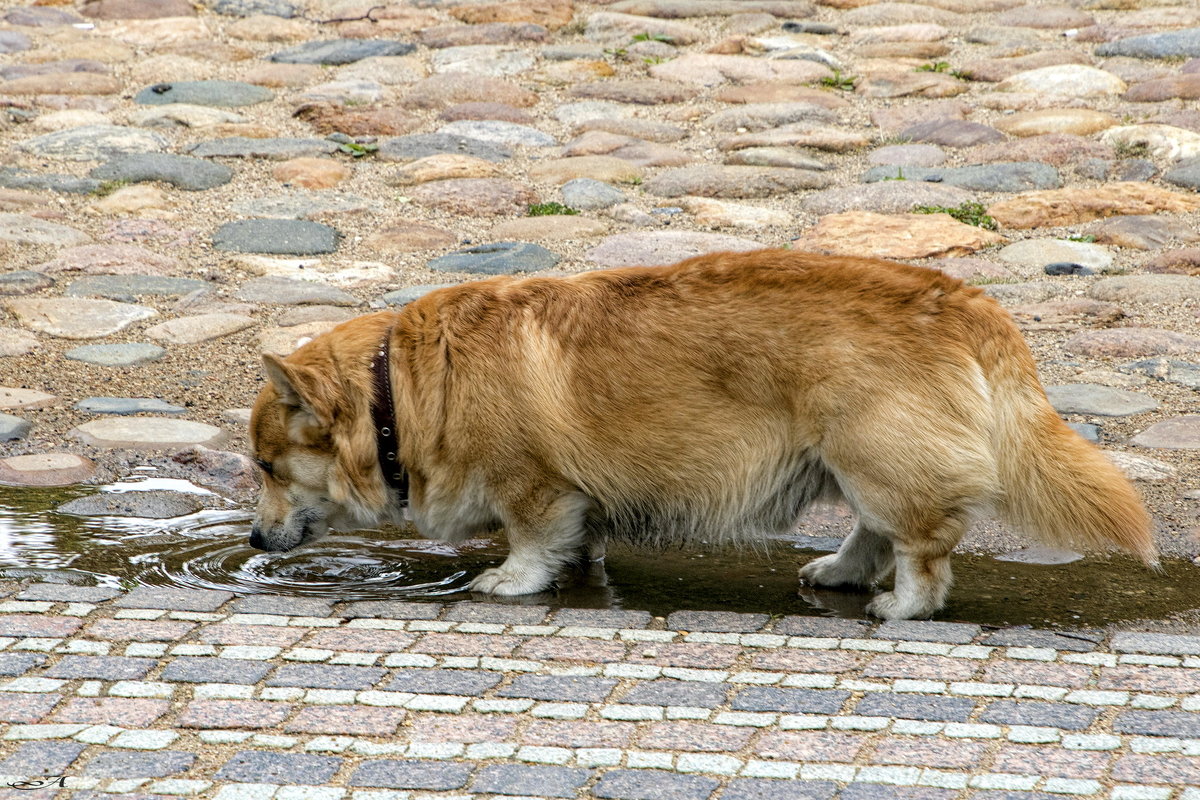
[972,301,1158,566]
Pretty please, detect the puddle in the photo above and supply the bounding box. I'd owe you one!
[1,481,1198,628]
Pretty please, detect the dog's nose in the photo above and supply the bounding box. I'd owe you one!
[248,525,266,550]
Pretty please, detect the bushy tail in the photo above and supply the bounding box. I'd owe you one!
[976,307,1157,565]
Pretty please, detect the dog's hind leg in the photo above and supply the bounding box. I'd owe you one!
[470,489,593,596]
[799,521,894,589]
[865,510,968,620]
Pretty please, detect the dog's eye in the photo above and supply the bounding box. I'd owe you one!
[255,459,274,476]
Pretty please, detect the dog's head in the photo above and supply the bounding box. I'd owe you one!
[249,346,393,553]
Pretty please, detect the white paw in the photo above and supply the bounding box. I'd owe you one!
[865,590,934,620]
[469,565,550,596]
[799,554,865,589]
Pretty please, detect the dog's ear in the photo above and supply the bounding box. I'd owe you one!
[262,353,334,428]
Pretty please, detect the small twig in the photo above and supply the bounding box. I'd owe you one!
[301,4,385,25]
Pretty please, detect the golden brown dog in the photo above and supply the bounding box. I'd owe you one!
[248,250,1156,619]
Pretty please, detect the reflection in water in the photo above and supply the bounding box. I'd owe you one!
[1,481,1198,628]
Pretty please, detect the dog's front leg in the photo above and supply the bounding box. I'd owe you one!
[470,489,593,596]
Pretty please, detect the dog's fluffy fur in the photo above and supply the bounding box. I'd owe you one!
[249,250,1156,619]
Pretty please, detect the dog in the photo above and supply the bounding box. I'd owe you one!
[248,250,1156,620]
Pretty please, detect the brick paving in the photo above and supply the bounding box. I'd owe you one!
[1,586,1199,799]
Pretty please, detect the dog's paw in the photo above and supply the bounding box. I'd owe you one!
[469,565,550,596]
[865,590,933,620]
[799,554,866,589]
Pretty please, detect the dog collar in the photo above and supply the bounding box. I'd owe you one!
[370,327,409,506]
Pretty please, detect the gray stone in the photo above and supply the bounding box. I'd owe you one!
[840,787,955,800]
[0,214,91,247]
[498,675,618,702]
[561,178,626,210]
[997,240,1113,274]
[853,694,975,722]
[0,652,46,675]
[70,417,227,450]
[65,343,167,367]
[57,490,203,519]
[0,59,106,80]
[230,192,370,220]
[213,220,340,255]
[161,657,273,685]
[862,162,1062,192]
[471,765,592,799]
[266,664,387,690]
[550,608,654,628]
[868,144,947,167]
[66,275,210,301]
[666,611,767,633]
[994,546,1083,565]
[731,688,849,714]
[799,182,976,216]
[873,620,980,644]
[189,137,339,160]
[773,617,874,637]
[340,601,443,619]
[0,413,31,441]
[45,656,156,680]
[382,669,502,696]
[594,770,721,800]
[91,153,234,191]
[350,760,472,791]
[115,586,233,611]
[216,752,342,785]
[1090,275,1200,305]
[210,0,299,17]
[644,165,829,198]
[1121,359,1200,391]
[0,741,85,776]
[18,126,168,162]
[618,680,730,708]
[979,629,1098,652]
[0,31,31,53]
[271,39,417,65]
[17,584,121,602]
[1097,28,1200,59]
[437,119,556,147]
[1164,156,1200,190]
[428,242,560,275]
[377,133,512,163]
[1113,632,1200,656]
[979,700,1099,731]
[5,6,82,25]
[147,313,256,346]
[705,103,836,132]
[134,81,274,108]
[1067,423,1099,442]
[721,778,837,800]
[232,596,333,616]
[0,166,101,194]
[1132,416,1200,449]
[1044,384,1158,417]
[74,397,188,415]
[235,276,358,306]
[725,147,830,170]
[445,603,549,624]
[0,270,54,295]
[82,751,196,778]
[1113,710,1200,738]
[587,231,765,268]
[380,284,456,307]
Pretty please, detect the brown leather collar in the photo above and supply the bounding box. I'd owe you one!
[370,328,408,505]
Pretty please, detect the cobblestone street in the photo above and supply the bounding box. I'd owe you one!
[1,583,1199,799]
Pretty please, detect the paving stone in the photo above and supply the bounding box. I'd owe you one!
[1113,632,1200,656]
[88,619,196,642]
[731,688,850,714]
[523,720,634,748]
[618,681,730,708]
[0,452,96,487]
[146,313,256,346]
[1097,28,1200,59]
[58,491,203,519]
[0,167,101,194]
[0,270,54,296]
[349,760,472,790]
[266,664,387,690]
[65,275,209,303]
[213,219,340,255]
[378,133,512,163]
[863,655,979,681]
[65,343,167,367]
[773,617,874,637]
[638,722,755,752]
[550,609,654,628]
[428,242,560,274]
[81,750,195,778]
[1114,710,1200,737]
[519,638,628,663]
[18,583,120,603]
[75,397,187,416]
[666,611,768,633]
[0,614,83,637]
[235,276,358,306]
[91,153,234,191]
[270,39,416,65]
[190,137,339,160]
[444,603,549,624]
[305,629,416,653]
[471,764,592,798]
[8,297,156,340]
[0,740,87,776]
[134,80,274,107]
[162,657,273,685]
[18,126,168,162]
[215,751,342,785]
[839,788,956,800]
[979,629,1099,652]
[498,675,618,702]
[854,693,976,722]
[592,769,720,800]
[45,656,156,680]
[722,778,837,800]
[177,699,293,729]
[383,668,503,696]
[0,413,31,441]
[873,620,980,644]
[285,706,407,735]
[232,596,333,616]
[0,692,61,722]
[980,700,1100,731]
